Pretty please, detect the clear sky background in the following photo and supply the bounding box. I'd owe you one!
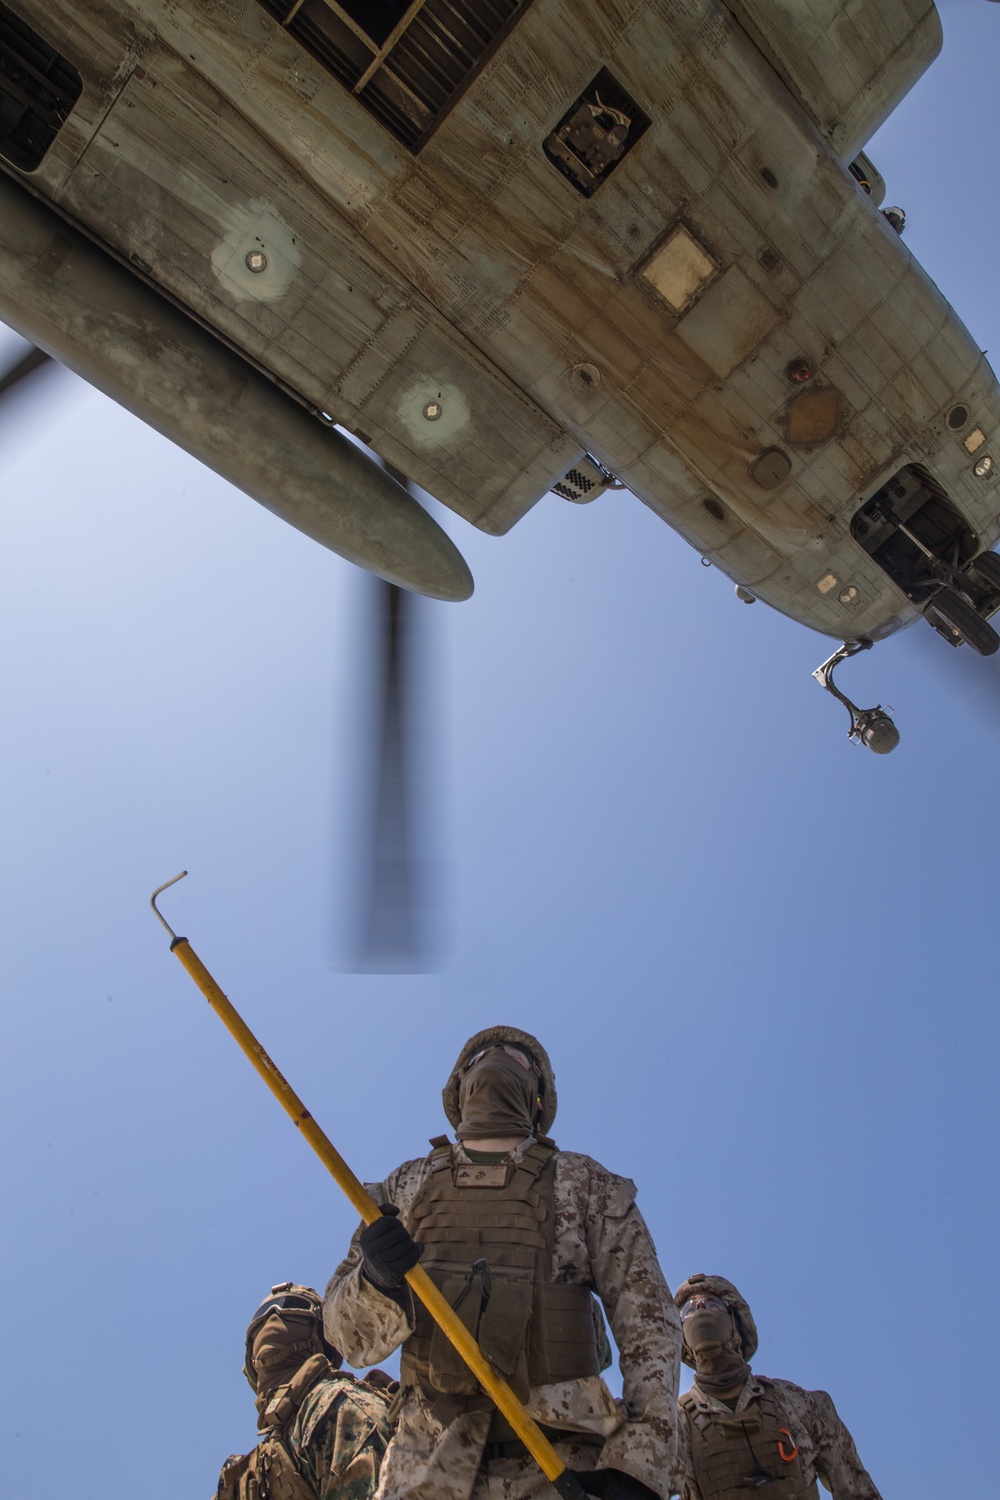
[1,5,998,1496]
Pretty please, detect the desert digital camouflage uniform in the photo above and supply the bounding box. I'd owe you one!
[324,1027,682,1500]
[673,1276,881,1500]
[676,1377,882,1500]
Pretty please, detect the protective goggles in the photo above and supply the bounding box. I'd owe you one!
[679,1294,730,1321]
[247,1292,317,1333]
[243,1292,323,1387]
[466,1042,536,1071]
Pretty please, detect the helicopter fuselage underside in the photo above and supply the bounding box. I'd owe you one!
[2,0,997,638]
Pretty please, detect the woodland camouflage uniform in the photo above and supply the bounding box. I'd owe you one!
[324,1026,682,1500]
[673,1276,881,1500]
[217,1285,394,1500]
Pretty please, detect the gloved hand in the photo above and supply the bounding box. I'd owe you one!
[359,1203,423,1289]
[571,1470,661,1500]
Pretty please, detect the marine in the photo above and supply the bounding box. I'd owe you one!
[216,1282,395,1500]
[323,1026,683,1500]
[673,1275,882,1500]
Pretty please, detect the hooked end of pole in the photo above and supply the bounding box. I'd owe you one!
[150,871,188,941]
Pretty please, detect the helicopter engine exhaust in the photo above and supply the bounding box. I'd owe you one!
[0,171,472,603]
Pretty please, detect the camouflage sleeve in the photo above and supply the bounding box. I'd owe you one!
[805,1389,883,1500]
[291,1381,394,1500]
[323,1159,427,1367]
[673,1408,701,1500]
[577,1161,683,1496]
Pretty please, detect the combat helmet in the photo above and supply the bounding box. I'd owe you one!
[675,1273,758,1367]
[443,1026,557,1136]
[243,1283,343,1393]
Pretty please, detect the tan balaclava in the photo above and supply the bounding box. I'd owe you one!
[443,1026,557,1141]
[243,1284,342,1407]
[676,1274,758,1398]
[456,1048,541,1139]
[251,1312,325,1401]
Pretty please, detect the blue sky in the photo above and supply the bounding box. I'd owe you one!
[1,5,998,1496]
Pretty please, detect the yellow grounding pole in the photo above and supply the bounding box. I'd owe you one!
[151,874,585,1500]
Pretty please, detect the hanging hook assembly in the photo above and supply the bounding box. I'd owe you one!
[812,640,900,753]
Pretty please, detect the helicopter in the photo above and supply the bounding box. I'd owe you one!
[2,0,999,773]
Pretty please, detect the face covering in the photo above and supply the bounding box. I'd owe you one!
[456,1049,540,1140]
[251,1312,322,1403]
[683,1308,750,1396]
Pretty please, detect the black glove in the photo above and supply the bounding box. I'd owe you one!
[359,1203,423,1289]
[571,1470,661,1500]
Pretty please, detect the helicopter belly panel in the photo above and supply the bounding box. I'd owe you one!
[672,266,780,381]
[723,0,942,162]
[10,0,999,645]
[54,46,579,533]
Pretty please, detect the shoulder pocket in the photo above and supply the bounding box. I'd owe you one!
[604,1175,637,1219]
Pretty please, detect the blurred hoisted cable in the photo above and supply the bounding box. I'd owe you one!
[351,464,439,972]
[357,574,419,968]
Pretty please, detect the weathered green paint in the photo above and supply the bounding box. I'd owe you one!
[2,0,996,642]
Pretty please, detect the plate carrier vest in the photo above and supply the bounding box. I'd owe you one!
[400,1138,600,1417]
[680,1382,819,1500]
[217,1355,339,1500]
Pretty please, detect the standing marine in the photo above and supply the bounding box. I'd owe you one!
[673,1275,883,1500]
[324,1025,683,1500]
[216,1282,395,1500]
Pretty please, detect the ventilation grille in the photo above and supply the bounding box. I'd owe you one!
[552,456,618,504]
[259,0,528,152]
[553,467,598,501]
[0,1,81,171]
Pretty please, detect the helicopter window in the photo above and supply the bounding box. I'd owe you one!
[0,2,82,173]
[258,0,532,151]
[543,69,651,198]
